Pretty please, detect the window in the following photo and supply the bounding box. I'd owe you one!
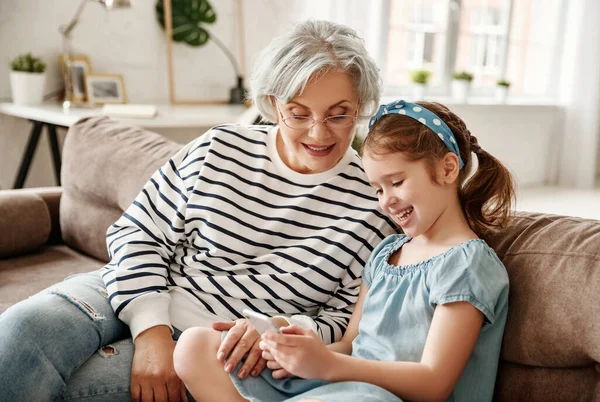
[385,0,448,88]
[383,0,564,99]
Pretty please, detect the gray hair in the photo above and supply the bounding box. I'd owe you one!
[249,20,381,122]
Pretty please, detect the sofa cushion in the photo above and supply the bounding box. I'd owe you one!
[0,190,51,258]
[485,212,600,401]
[60,117,184,261]
[0,244,104,313]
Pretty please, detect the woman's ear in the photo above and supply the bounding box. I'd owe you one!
[439,153,460,184]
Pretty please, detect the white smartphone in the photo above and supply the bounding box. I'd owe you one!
[242,309,281,335]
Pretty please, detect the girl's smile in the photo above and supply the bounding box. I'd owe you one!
[393,206,414,226]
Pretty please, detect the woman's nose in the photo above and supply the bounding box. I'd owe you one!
[307,121,330,141]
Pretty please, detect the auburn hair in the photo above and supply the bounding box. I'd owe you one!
[362,101,515,236]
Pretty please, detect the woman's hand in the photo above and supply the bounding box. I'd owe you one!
[261,325,335,381]
[131,325,188,402]
[212,319,267,379]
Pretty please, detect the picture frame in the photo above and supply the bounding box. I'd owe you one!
[85,73,127,105]
[60,54,91,103]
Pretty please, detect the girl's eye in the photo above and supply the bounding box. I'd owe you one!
[374,188,382,195]
[392,180,404,187]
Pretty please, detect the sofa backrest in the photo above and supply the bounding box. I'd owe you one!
[60,117,599,400]
[485,212,600,401]
[60,117,183,261]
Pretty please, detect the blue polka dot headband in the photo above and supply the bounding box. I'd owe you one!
[368,99,465,169]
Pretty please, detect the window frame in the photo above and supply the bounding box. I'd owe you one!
[380,0,563,101]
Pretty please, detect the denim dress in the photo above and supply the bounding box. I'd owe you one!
[230,234,509,402]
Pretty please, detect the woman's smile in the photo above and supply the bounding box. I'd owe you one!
[303,143,335,156]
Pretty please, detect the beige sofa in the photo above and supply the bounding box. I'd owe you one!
[0,117,598,401]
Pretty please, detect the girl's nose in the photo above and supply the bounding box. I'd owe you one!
[381,191,397,212]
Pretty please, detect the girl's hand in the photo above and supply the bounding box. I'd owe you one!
[212,320,267,379]
[261,325,335,380]
[259,341,293,379]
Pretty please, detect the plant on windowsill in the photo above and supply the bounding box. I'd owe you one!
[496,79,511,103]
[9,53,47,106]
[410,70,431,100]
[451,71,473,103]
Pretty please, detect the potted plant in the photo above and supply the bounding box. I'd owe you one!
[410,70,431,100]
[451,71,473,103]
[496,79,511,103]
[156,0,246,104]
[9,53,47,106]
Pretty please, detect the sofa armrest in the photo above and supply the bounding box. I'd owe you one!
[0,187,62,258]
[28,187,63,244]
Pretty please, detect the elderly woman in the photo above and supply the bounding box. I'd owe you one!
[0,20,395,402]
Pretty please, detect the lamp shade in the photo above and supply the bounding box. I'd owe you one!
[101,0,132,9]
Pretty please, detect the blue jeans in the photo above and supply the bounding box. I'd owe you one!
[0,270,192,402]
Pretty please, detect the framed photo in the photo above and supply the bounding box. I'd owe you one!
[60,54,91,102]
[85,73,127,105]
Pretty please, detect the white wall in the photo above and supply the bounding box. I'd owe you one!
[0,0,301,189]
[0,0,565,189]
[450,104,562,187]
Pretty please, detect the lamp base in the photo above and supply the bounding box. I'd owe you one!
[229,76,247,104]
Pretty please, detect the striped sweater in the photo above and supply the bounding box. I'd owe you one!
[101,125,396,343]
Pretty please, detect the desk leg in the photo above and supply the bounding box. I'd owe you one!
[47,124,61,185]
[13,121,44,189]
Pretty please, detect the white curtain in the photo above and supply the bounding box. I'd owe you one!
[291,0,390,74]
[557,0,600,188]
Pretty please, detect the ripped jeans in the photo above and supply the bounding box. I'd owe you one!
[0,270,189,402]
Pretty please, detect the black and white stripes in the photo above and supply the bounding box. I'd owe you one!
[101,125,396,343]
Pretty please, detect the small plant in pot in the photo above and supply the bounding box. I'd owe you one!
[495,79,511,103]
[410,70,431,100]
[9,53,47,105]
[451,71,473,103]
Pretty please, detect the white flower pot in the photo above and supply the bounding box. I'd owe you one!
[451,80,471,103]
[411,83,427,100]
[495,86,509,103]
[10,71,46,105]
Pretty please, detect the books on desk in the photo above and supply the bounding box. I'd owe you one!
[101,104,158,119]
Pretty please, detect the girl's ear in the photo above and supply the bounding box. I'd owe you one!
[439,152,460,184]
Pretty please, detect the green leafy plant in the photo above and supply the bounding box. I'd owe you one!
[9,53,46,73]
[155,0,216,47]
[452,71,474,81]
[497,79,511,88]
[411,70,431,84]
[351,135,364,154]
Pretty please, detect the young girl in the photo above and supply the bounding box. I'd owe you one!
[177,100,514,402]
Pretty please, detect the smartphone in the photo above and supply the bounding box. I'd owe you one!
[242,309,281,335]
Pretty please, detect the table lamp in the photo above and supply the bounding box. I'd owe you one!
[59,0,132,110]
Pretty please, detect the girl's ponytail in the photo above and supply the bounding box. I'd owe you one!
[460,132,515,236]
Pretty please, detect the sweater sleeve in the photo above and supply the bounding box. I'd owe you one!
[101,133,212,340]
[283,235,398,344]
[281,278,361,344]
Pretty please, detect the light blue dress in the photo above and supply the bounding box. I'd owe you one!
[230,235,509,402]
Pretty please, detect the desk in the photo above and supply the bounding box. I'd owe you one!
[0,103,250,188]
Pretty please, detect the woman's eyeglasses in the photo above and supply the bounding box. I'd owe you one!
[277,105,358,130]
